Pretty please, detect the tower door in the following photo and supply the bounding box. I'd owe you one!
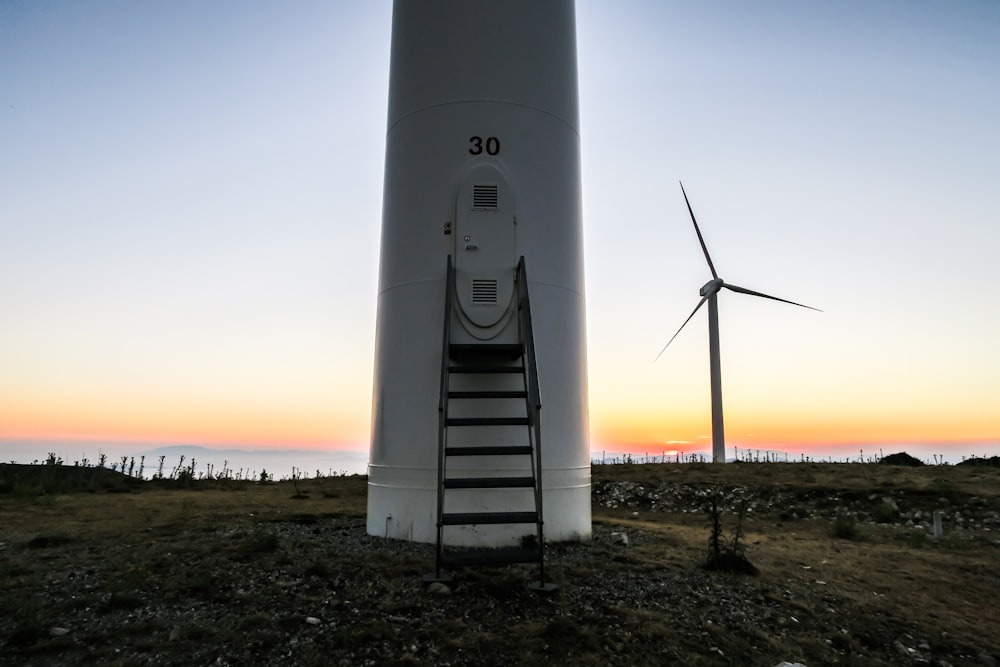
[454,164,517,331]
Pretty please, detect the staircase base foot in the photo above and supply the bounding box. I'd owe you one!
[527,581,559,594]
[422,572,454,584]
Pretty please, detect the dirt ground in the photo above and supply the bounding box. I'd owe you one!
[1,461,998,666]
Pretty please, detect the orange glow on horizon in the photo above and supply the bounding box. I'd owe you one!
[0,391,370,450]
[591,412,998,455]
[5,383,996,456]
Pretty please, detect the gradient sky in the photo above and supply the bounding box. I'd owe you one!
[2,1,998,464]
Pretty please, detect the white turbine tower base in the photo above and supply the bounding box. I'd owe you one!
[656,182,821,463]
[367,0,591,545]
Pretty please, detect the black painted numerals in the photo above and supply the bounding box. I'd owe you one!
[468,136,500,156]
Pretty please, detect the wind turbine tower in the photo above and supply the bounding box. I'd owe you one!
[657,182,820,463]
[367,0,591,549]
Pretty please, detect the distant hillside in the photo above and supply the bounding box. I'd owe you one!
[0,463,142,495]
[957,455,1000,467]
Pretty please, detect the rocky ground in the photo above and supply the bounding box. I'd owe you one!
[592,477,1000,537]
[1,462,999,666]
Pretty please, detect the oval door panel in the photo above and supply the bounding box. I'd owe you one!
[454,163,517,328]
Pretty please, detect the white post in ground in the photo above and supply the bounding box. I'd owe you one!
[932,510,944,538]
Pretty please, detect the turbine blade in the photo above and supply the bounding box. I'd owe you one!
[680,181,718,280]
[723,283,822,312]
[655,295,709,362]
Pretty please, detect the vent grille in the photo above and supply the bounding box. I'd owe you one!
[471,279,499,304]
[472,184,499,209]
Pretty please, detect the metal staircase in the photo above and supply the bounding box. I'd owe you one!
[427,256,553,590]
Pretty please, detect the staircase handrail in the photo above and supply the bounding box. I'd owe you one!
[515,257,542,414]
[433,256,455,575]
[439,255,455,415]
[515,256,545,565]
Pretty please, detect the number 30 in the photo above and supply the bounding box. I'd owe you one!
[469,136,500,156]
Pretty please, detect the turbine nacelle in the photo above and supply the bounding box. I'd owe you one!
[700,278,724,297]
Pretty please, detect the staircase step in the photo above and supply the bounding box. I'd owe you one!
[448,390,527,399]
[447,417,530,427]
[448,365,523,374]
[443,476,535,489]
[445,446,533,457]
[441,547,541,568]
[449,344,523,362]
[442,511,538,525]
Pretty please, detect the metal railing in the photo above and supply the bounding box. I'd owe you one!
[433,256,455,576]
[515,257,545,572]
[431,255,546,583]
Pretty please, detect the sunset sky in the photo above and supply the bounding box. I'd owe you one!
[2,1,998,467]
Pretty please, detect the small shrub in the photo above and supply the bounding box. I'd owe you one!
[175,467,195,488]
[830,513,862,540]
[27,533,73,549]
[704,489,758,575]
[894,529,929,549]
[872,500,898,524]
[243,524,280,554]
[303,560,331,578]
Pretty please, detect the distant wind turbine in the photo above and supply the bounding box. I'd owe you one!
[656,181,821,463]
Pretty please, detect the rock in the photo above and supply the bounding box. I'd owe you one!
[774,662,808,667]
[427,582,451,595]
[610,532,629,547]
[305,617,321,625]
[49,627,70,638]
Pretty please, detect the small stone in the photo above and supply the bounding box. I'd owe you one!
[49,627,70,638]
[305,617,321,625]
[427,582,451,595]
[610,532,629,547]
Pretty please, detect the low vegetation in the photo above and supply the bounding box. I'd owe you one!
[1,460,998,665]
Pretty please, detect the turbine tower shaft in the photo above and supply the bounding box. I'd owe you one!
[707,292,725,463]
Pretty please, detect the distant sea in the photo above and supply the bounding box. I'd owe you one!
[593,441,999,466]
[2,440,996,479]
[0,442,370,480]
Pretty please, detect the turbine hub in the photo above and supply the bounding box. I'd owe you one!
[700,278,724,297]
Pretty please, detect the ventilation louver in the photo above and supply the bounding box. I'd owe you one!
[472,184,499,209]
[471,279,499,305]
